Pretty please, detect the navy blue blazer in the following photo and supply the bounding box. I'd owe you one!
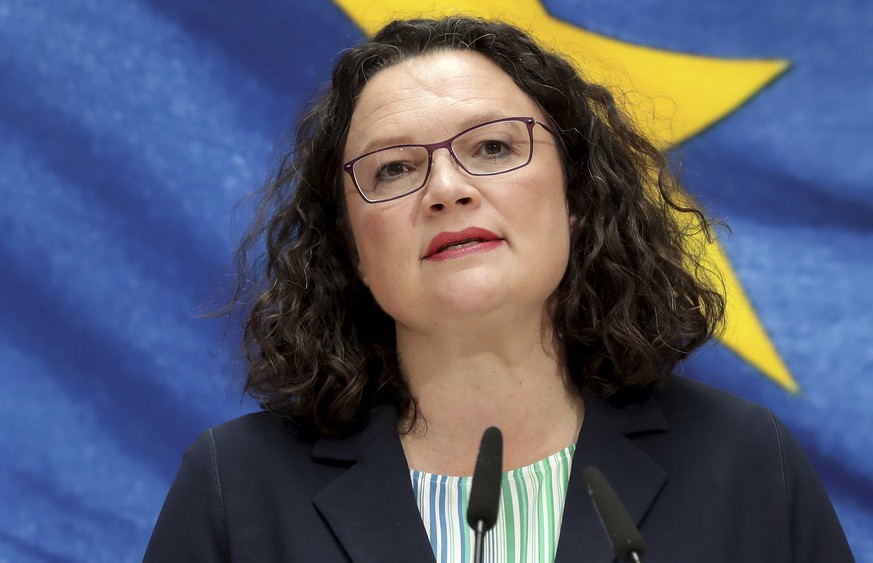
[144,376,854,562]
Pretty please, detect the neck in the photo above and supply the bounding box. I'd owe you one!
[395,316,584,476]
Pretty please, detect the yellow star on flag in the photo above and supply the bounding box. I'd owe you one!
[333,0,798,393]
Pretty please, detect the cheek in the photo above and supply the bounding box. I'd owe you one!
[525,166,569,226]
[344,196,375,284]
[348,214,376,285]
[527,170,572,266]
[347,204,412,292]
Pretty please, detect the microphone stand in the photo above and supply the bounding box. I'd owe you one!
[473,519,485,563]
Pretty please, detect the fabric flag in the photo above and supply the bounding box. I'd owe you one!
[0,1,869,561]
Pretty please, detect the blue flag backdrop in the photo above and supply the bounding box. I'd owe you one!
[0,1,870,561]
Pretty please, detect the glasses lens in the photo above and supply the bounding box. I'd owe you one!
[353,146,429,201]
[452,120,532,175]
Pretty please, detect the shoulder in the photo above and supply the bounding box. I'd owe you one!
[144,411,314,561]
[615,376,788,478]
[179,411,316,473]
[654,374,779,437]
[206,410,314,452]
[189,407,402,495]
[597,375,780,450]
[657,374,767,412]
[180,412,360,537]
[634,375,826,510]
[146,411,389,560]
[643,376,853,560]
[188,411,341,491]
[201,405,398,465]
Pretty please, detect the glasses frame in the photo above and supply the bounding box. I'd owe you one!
[342,116,557,204]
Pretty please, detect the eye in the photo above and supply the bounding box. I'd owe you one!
[375,161,414,182]
[380,162,408,177]
[474,139,514,160]
[482,140,509,156]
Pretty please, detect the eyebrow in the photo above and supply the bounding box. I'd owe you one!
[354,111,520,155]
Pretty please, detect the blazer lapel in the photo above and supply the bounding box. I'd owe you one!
[312,405,436,563]
[555,389,669,563]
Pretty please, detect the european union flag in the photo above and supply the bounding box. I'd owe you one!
[0,1,869,560]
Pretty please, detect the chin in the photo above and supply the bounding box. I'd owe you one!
[431,279,547,323]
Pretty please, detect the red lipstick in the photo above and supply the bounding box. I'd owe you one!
[424,227,503,261]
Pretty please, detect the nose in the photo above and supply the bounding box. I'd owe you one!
[421,149,480,212]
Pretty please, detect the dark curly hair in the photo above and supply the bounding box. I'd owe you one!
[234,16,725,437]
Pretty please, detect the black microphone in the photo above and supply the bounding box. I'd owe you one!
[582,465,646,563]
[467,427,503,563]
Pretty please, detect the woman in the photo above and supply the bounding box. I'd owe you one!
[145,16,854,562]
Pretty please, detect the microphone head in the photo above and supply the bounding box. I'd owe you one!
[582,465,646,560]
[466,426,503,531]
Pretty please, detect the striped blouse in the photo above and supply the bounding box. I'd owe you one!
[410,443,576,563]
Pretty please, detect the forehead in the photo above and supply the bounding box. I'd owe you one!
[344,50,544,158]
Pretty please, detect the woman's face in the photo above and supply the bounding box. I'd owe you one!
[342,50,571,332]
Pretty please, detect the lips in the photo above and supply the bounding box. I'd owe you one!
[424,227,503,260]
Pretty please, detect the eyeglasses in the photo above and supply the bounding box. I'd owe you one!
[343,116,556,203]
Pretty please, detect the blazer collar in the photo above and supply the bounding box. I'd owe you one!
[311,405,436,563]
[311,390,669,563]
[555,388,669,562]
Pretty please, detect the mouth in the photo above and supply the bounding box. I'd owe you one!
[424,227,503,260]
[438,238,491,253]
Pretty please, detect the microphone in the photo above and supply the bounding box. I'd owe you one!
[582,465,646,563]
[466,427,503,563]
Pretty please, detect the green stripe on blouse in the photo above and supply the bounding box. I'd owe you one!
[410,443,576,563]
